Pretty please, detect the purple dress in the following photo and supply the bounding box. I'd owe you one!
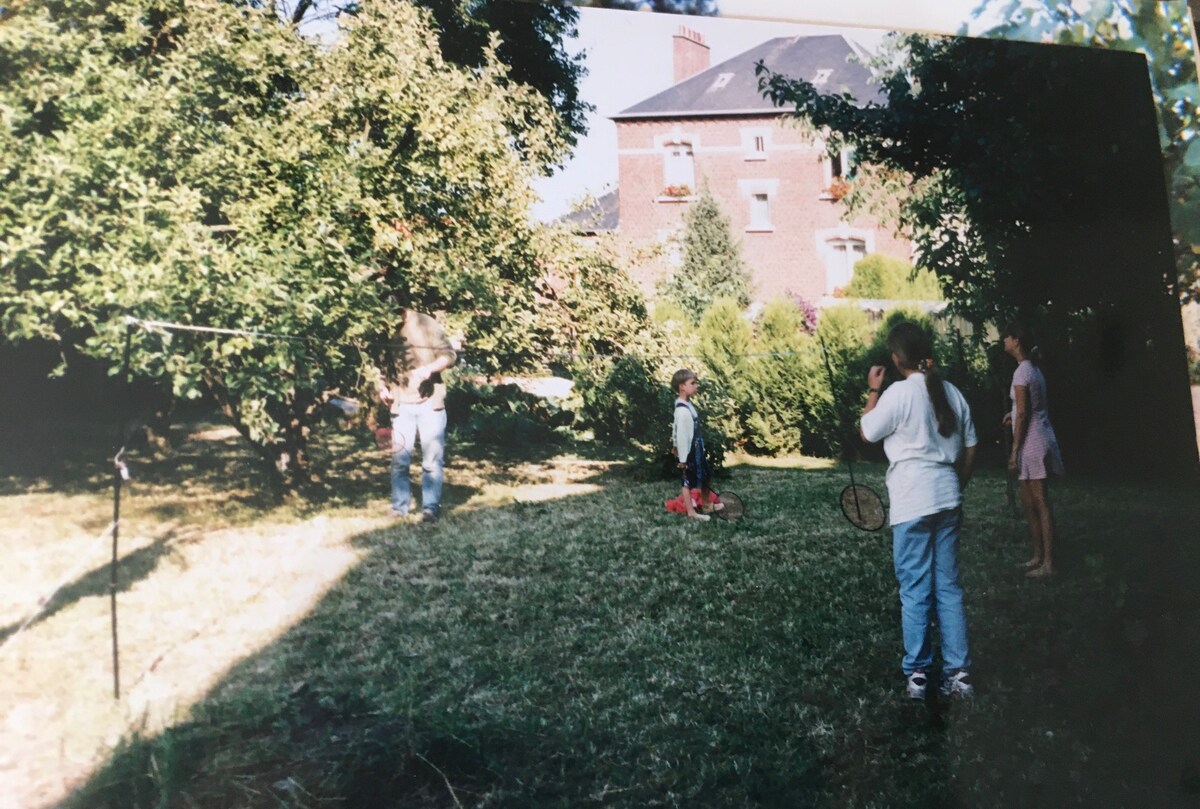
[1010,360,1065,481]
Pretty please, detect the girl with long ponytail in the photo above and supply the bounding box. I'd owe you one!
[859,321,979,701]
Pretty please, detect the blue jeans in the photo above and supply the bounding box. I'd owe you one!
[390,403,447,516]
[892,508,970,675]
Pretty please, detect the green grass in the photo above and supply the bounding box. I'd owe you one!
[4,418,1200,808]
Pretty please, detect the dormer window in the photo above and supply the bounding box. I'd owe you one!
[709,72,735,91]
[812,69,833,86]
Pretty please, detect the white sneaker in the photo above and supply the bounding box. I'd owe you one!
[906,670,928,701]
[940,669,974,698]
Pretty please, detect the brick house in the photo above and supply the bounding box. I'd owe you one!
[608,28,913,306]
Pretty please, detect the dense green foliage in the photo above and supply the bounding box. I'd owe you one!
[965,0,1200,302]
[802,304,876,458]
[695,296,752,440]
[742,298,808,454]
[661,187,752,323]
[759,34,1173,325]
[0,0,655,486]
[573,353,666,447]
[758,33,1196,476]
[844,253,943,301]
[579,0,718,14]
[446,378,571,448]
[403,0,590,155]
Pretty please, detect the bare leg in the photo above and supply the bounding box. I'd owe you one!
[1017,480,1042,568]
[683,486,709,521]
[1025,479,1054,577]
[698,487,723,512]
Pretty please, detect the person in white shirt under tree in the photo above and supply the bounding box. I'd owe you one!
[860,322,978,701]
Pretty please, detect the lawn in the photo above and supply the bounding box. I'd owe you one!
[3,417,1199,808]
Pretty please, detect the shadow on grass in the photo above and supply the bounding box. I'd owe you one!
[0,533,181,645]
[51,460,1200,808]
[0,414,617,523]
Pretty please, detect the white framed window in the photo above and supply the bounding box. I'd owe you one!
[819,143,856,196]
[741,127,770,161]
[750,194,771,230]
[657,228,684,268]
[812,68,833,86]
[662,140,695,192]
[738,178,779,232]
[824,237,867,293]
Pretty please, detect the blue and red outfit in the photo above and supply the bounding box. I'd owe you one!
[674,399,709,491]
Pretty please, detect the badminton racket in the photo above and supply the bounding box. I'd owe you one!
[710,490,745,522]
[818,337,888,532]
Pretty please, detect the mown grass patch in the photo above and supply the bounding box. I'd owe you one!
[4,418,1199,807]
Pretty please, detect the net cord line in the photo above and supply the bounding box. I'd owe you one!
[124,316,816,362]
[817,335,869,523]
[0,521,117,657]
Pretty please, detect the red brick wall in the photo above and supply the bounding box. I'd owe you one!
[614,114,912,304]
[673,28,711,84]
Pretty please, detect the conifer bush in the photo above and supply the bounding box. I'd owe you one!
[743,298,813,455]
[796,305,875,458]
[661,188,752,323]
[696,297,752,446]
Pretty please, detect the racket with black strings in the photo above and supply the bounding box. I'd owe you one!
[708,489,745,522]
[819,337,888,532]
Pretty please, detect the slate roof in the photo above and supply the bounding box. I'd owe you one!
[613,34,882,120]
[558,189,619,233]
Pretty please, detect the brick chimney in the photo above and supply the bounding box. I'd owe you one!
[673,26,710,84]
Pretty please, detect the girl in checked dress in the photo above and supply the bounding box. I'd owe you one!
[1001,321,1065,579]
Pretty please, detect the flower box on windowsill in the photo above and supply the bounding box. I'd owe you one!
[657,184,696,202]
[821,178,853,202]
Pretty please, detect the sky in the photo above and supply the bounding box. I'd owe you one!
[294,0,1017,220]
[531,1,999,221]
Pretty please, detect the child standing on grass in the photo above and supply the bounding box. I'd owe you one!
[859,322,978,702]
[1001,320,1064,579]
[670,369,716,521]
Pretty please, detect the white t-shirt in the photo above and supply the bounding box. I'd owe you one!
[859,373,978,525]
[673,399,698,462]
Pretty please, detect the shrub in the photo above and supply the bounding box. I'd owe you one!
[696,297,753,445]
[660,187,752,323]
[651,299,691,327]
[743,298,813,455]
[572,354,666,448]
[796,305,875,458]
[446,377,568,448]
[785,291,819,334]
[844,254,943,301]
